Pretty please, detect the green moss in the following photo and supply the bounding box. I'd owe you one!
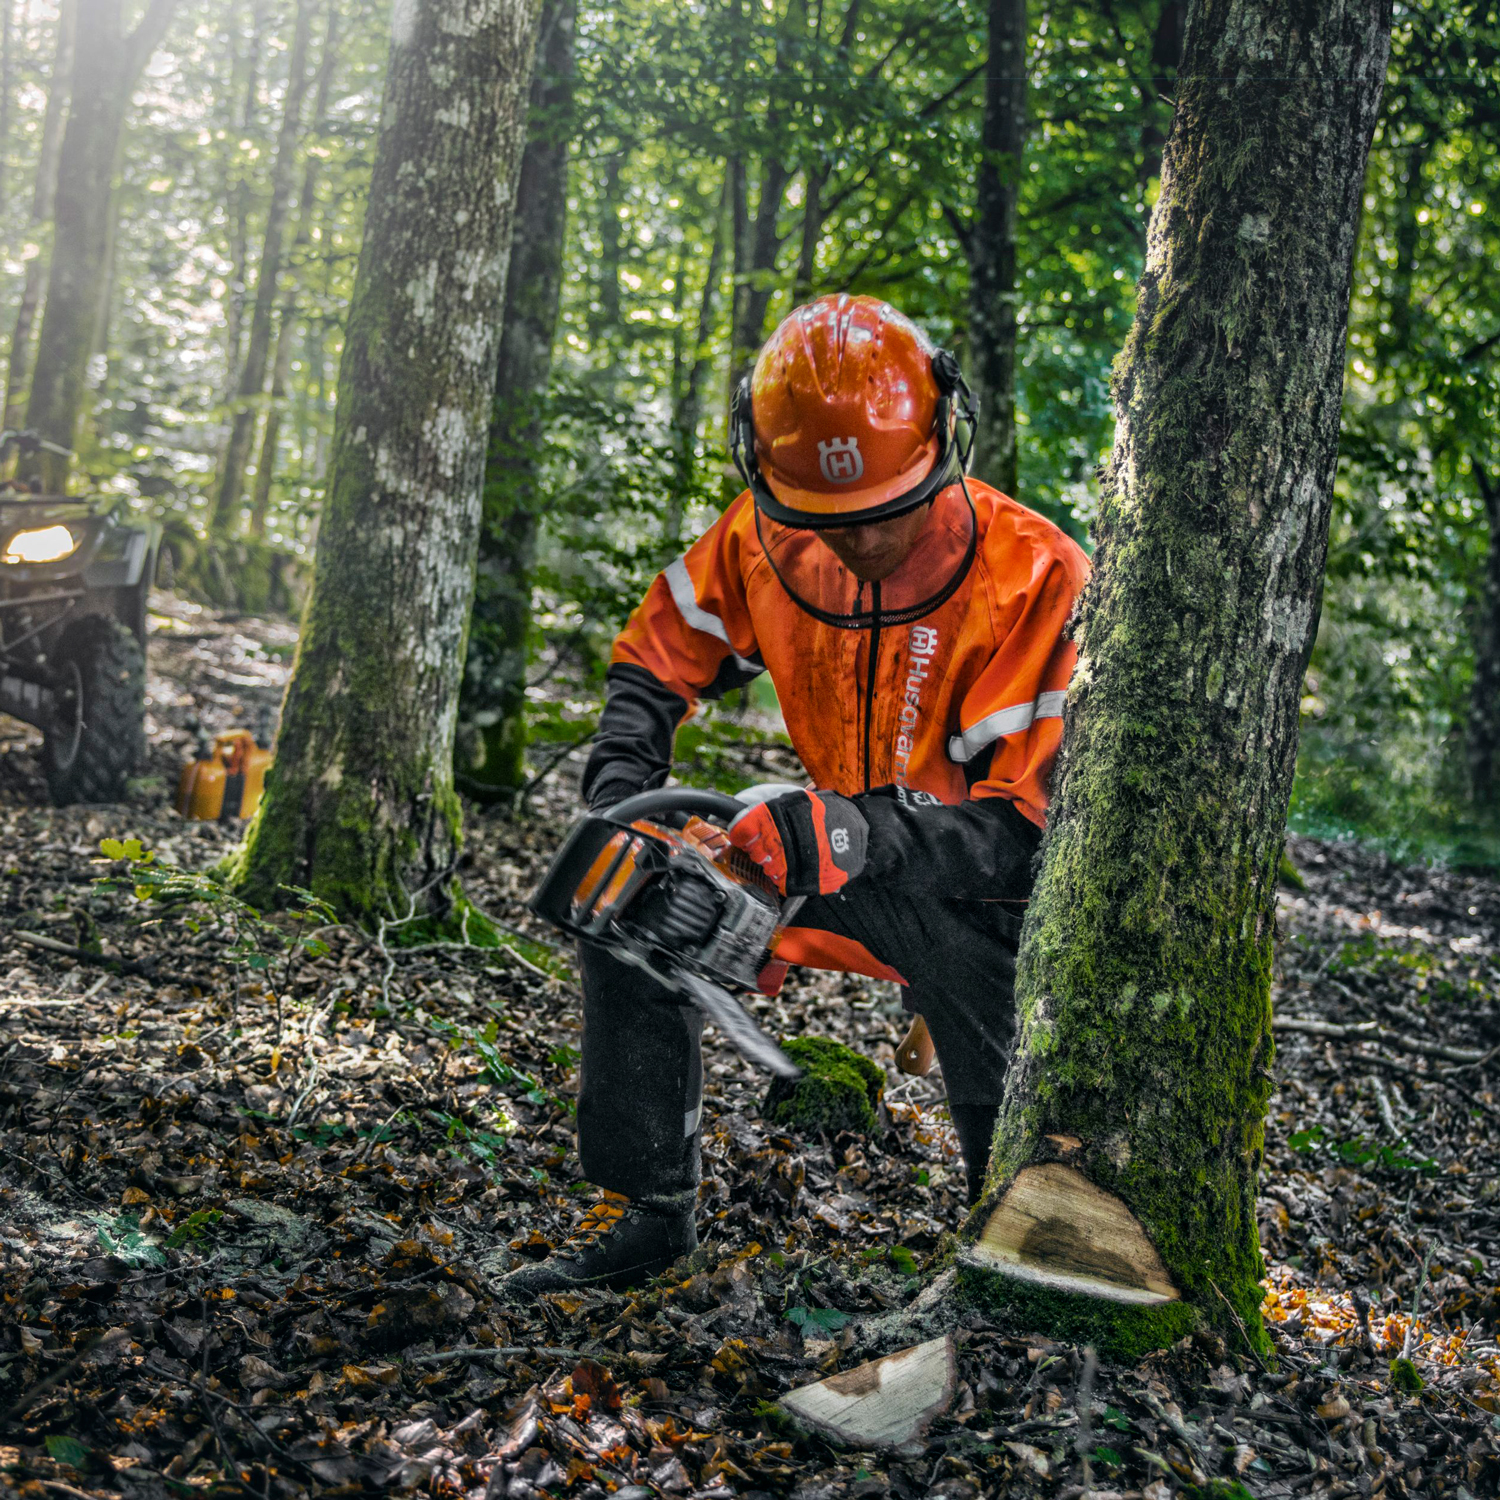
[763,1036,884,1136]
[1389,1357,1424,1395]
[1278,849,1306,890]
[953,1264,1199,1362]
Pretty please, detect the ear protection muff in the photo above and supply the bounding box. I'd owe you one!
[730,350,980,530]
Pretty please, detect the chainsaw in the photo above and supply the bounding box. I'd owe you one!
[529,787,804,1079]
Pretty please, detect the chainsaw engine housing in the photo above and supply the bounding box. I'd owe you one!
[530,808,780,992]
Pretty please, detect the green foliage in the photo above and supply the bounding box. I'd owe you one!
[784,1304,852,1334]
[1389,1356,1425,1395]
[166,1208,225,1249]
[762,1035,884,1136]
[97,838,335,993]
[96,1212,167,1268]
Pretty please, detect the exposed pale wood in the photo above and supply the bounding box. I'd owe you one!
[779,1335,955,1451]
[967,1163,1178,1306]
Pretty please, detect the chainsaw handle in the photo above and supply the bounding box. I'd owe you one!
[607,787,745,827]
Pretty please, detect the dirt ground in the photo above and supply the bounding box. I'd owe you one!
[0,593,1497,1500]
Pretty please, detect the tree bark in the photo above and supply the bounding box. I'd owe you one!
[958,0,1390,1358]
[1469,465,1500,811]
[232,0,540,922]
[23,0,180,491]
[966,0,1026,495]
[455,0,574,799]
[667,169,729,542]
[249,1,342,540]
[210,0,316,534]
[223,0,271,404]
[4,0,75,434]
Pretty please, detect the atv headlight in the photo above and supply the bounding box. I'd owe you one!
[3,524,78,564]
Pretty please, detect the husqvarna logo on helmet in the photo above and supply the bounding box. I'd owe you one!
[818,436,864,483]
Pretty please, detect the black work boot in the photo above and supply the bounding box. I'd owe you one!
[500,1191,697,1299]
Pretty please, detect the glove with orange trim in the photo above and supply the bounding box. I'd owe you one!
[728,789,869,897]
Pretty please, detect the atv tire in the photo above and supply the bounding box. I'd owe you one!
[43,615,146,805]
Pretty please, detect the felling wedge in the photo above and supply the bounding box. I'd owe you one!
[965,1162,1179,1305]
[778,1335,956,1452]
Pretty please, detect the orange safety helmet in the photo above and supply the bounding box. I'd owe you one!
[730,294,976,530]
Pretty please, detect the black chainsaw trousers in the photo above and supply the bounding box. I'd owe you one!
[575,881,1024,1211]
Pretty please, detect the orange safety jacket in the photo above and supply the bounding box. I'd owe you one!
[582,477,1090,979]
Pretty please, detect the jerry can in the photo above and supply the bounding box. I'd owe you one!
[176,730,272,821]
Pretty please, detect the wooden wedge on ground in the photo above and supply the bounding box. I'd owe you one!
[779,1334,955,1451]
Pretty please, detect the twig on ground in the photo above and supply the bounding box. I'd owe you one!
[1356,1050,1500,1120]
[408,1344,586,1365]
[1274,1014,1487,1065]
[1370,1075,1399,1136]
[1074,1345,1097,1491]
[6,928,200,987]
[1401,1247,1433,1363]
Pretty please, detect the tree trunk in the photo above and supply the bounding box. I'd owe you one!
[1469,465,1500,811]
[4,0,75,434]
[23,0,179,492]
[455,0,575,800]
[210,0,315,535]
[958,0,1389,1359]
[249,1,342,540]
[231,0,540,923]
[667,169,729,542]
[1137,0,1187,198]
[966,0,1026,495]
[223,0,271,404]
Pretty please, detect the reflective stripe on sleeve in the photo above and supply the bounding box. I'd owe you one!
[947,688,1068,764]
[663,555,760,674]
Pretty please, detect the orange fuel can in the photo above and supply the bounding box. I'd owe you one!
[176,730,272,821]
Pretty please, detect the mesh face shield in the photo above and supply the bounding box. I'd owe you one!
[733,346,982,628]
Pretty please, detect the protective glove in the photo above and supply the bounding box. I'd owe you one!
[728,788,869,896]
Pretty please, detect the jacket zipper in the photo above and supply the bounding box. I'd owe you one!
[862,581,882,792]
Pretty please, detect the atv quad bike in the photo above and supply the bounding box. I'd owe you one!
[0,431,160,804]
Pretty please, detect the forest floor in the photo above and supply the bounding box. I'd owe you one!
[0,592,1498,1500]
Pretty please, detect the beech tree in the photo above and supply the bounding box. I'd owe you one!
[455,0,576,799]
[23,0,179,490]
[962,0,1026,495]
[232,0,540,921]
[209,0,316,536]
[959,0,1391,1355]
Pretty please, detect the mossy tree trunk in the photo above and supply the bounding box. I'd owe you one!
[965,0,1026,495]
[23,0,179,492]
[209,0,315,536]
[959,0,1390,1360]
[232,0,540,923]
[1468,464,1500,811]
[454,0,575,801]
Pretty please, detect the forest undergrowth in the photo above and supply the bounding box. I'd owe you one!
[0,595,1498,1500]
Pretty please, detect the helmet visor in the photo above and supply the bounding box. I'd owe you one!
[754,481,977,630]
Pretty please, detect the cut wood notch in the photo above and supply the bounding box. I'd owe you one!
[779,1334,955,1451]
[967,1162,1178,1305]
